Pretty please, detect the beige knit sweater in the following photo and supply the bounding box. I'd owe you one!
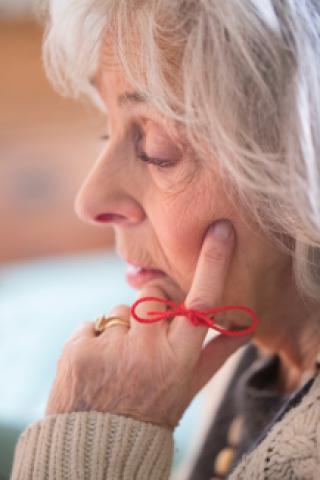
[11,372,320,480]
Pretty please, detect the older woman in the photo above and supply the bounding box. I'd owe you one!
[11,0,320,479]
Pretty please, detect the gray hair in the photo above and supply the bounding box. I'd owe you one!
[42,0,320,302]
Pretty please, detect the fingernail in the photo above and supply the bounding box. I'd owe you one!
[209,220,233,240]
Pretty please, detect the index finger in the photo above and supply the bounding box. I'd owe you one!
[169,220,235,353]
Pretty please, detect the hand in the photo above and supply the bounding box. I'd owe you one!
[46,220,251,428]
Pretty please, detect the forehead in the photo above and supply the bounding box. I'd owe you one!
[95,70,152,121]
[95,45,146,110]
[94,33,153,107]
[93,38,181,137]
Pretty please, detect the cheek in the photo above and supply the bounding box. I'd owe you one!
[152,188,217,291]
[161,215,201,290]
[147,168,238,292]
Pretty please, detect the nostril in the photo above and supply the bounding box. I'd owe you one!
[95,213,126,223]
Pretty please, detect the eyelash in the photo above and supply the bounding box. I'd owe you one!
[100,132,175,169]
[136,151,173,169]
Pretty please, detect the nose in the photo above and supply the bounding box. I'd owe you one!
[75,155,145,227]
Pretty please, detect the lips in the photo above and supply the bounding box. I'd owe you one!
[125,264,166,289]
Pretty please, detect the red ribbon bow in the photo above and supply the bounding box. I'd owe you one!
[131,296,259,337]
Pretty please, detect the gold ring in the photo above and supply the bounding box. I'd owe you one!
[95,315,130,334]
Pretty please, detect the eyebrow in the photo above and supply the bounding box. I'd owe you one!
[117,91,147,107]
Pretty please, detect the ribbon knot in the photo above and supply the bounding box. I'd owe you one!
[131,296,259,337]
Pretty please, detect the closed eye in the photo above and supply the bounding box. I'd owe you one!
[99,127,178,170]
[136,150,175,169]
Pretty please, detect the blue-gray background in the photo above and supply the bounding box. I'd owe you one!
[0,252,203,479]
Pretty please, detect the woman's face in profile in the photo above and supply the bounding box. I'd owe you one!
[75,63,290,315]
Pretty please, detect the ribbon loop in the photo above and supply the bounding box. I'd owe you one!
[130,296,259,337]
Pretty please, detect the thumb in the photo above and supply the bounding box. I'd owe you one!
[190,333,252,397]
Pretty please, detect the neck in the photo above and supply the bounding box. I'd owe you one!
[252,292,320,394]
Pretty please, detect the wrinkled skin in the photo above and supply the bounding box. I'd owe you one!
[46,223,251,428]
[46,56,320,424]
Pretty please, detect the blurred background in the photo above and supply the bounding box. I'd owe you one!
[0,2,242,479]
[0,1,114,263]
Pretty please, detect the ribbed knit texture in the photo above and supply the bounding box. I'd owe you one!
[10,373,320,479]
[11,412,173,480]
[229,372,320,479]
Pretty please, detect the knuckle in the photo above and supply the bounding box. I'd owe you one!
[203,245,226,264]
[70,323,88,337]
[64,336,82,348]
[82,321,93,328]
[109,304,130,316]
[188,294,211,312]
[73,344,93,370]
[115,304,129,310]
[63,336,87,357]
